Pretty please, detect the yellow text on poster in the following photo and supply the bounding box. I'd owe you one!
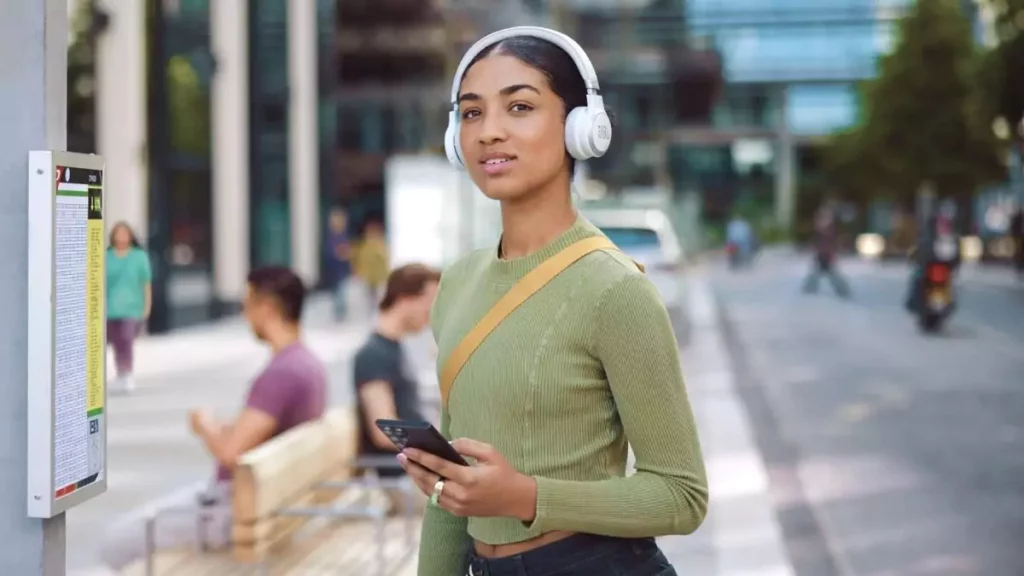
[85,185,104,416]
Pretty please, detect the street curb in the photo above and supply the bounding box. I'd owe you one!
[715,284,854,576]
[681,271,795,576]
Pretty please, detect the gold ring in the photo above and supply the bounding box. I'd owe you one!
[430,479,445,506]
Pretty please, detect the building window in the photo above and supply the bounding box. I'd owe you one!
[787,84,857,135]
[249,0,291,267]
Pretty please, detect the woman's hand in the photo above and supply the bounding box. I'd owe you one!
[398,438,537,521]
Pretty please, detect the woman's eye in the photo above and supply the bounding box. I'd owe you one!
[461,109,480,120]
[510,103,533,113]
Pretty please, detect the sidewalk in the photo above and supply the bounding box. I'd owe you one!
[69,295,378,575]
[73,283,791,574]
[657,269,794,576]
[128,294,369,380]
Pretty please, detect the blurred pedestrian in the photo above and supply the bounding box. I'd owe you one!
[802,204,851,297]
[405,29,706,576]
[106,222,151,393]
[325,206,353,321]
[353,217,390,310]
[725,213,755,268]
[99,266,327,570]
[353,263,440,513]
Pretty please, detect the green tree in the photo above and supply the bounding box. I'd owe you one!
[826,0,1003,205]
[978,0,1024,153]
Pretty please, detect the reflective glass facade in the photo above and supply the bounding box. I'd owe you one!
[147,0,216,332]
[248,0,291,267]
[687,0,911,136]
[318,0,338,286]
[675,0,914,222]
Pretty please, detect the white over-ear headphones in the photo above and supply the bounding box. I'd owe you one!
[444,26,612,171]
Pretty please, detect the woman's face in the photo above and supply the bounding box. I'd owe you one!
[458,53,569,202]
[112,226,131,249]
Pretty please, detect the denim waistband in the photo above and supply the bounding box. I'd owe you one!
[465,533,658,576]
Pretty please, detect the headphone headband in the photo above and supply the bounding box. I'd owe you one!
[448,26,600,106]
[444,26,611,168]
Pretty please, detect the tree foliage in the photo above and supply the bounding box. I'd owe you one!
[824,0,1003,204]
[978,0,1024,142]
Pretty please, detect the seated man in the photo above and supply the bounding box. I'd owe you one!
[100,267,327,571]
[353,264,440,508]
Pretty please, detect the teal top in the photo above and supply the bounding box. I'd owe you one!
[106,247,152,320]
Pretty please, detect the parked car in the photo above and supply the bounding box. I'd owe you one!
[582,208,689,343]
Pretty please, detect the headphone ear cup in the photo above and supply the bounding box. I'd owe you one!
[590,110,612,158]
[444,112,465,170]
[564,106,591,160]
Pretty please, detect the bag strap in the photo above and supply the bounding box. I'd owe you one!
[439,236,642,407]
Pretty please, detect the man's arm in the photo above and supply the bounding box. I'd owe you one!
[359,380,400,451]
[191,408,277,469]
[354,347,405,451]
[191,366,297,470]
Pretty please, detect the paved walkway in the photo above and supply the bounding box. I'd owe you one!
[71,281,791,575]
[69,296,379,575]
[656,269,794,576]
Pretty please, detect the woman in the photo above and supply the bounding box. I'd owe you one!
[398,28,708,575]
[106,222,152,392]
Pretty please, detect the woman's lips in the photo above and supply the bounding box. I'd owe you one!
[481,158,516,176]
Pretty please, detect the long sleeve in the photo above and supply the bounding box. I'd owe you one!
[526,271,709,537]
[416,406,471,575]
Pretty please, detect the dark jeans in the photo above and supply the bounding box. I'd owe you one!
[465,534,676,576]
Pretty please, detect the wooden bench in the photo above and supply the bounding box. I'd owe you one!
[124,407,420,576]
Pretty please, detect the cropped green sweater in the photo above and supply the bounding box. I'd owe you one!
[417,216,708,575]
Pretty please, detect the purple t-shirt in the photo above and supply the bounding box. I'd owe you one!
[216,343,327,481]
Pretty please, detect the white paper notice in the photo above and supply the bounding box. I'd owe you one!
[54,184,89,493]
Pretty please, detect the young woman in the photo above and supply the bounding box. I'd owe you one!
[397,28,708,575]
[106,222,152,392]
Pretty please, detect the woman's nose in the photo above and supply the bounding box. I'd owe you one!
[477,111,507,144]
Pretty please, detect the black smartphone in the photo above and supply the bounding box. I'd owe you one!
[375,419,470,467]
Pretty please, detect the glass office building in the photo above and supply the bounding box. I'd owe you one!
[677,0,913,222]
[147,0,216,330]
[142,0,333,332]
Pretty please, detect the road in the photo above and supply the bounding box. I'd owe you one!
[712,253,1024,576]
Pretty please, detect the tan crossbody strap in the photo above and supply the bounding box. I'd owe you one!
[440,236,642,407]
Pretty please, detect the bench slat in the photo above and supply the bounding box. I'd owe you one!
[232,407,362,562]
[129,516,420,576]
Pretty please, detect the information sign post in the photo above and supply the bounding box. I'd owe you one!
[26,151,107,519]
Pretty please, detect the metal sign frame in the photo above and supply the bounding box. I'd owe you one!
[26,150,108,518]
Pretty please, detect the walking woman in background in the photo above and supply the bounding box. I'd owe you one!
[398,27,708,576]
[106,222,152,393]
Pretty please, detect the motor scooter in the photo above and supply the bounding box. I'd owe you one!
[911,234,959,333]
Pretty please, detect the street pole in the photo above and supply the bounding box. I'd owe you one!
[0,0,68,573]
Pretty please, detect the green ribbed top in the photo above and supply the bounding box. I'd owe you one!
[417,216,708,575]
